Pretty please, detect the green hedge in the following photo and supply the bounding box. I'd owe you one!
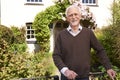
[0,51,55,80]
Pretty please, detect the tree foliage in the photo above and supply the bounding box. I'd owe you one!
[100,26,120,67]
[94,0,120,67]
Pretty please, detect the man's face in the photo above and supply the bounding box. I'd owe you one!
[66,7,81,27]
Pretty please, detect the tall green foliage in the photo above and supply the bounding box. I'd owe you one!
[96,0,120,67]
[99,26,120,67]
[109,0,120,67]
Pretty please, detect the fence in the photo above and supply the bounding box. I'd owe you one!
[16,70,120,80]
[89,70,120,80]
[16,75,59,80]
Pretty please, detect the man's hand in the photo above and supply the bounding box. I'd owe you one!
[107,69,116,80]
[64,69,78,80]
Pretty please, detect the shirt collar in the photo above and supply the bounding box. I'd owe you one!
[67,24,83,32]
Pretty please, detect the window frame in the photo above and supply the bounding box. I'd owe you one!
[25,0,43,5]
[26,23,36,42]
[82,0,98,6]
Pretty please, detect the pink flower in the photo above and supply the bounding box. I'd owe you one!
[72,1,97,29]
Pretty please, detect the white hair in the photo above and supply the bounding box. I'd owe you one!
[65,5,81,17]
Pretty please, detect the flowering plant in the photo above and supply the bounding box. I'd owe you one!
[73,1,97,29]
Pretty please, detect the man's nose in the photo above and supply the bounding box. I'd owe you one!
[72,14,76,18]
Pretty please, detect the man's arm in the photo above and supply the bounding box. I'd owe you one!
[52,33,66,70]
[89,30,116,79]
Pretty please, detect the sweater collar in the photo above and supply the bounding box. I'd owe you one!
[67,25,83,32]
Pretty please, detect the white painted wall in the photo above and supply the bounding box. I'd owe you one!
[1,0,54,27]
[1,0,55,53]
[1,0,113,28]
[89,0,113,28]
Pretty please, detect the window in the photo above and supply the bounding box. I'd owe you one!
[25,0,43,5]
[82,0,97,5]
[26,23,36,41]
[27,0,42,2]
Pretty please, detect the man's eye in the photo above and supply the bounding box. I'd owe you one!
[68,13,78,17]
[74,13,78,16]
[69,14,73,17]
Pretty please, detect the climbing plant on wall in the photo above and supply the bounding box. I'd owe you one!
[32,0,70,52]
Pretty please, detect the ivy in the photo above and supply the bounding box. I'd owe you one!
[32,0,70,52]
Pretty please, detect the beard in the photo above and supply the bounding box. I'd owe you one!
[70,20,80,27]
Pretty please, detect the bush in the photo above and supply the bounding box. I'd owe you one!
[9,26,27,53]
[100,26,120,67]
[32,11,51,52]
[0,51,55,80]
[0,25,27,53]
[0,25,14,45]
[90,28,120,80]
[91,27,120,66]
[11,26,26,44]
[26,52,55,77]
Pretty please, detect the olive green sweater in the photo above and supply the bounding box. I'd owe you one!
[52,27,111,78]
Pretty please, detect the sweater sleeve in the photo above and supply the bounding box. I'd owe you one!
[52,33,67,71]
[90,30,112,70]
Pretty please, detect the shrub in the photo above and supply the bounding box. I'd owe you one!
[10,26,26,44]
[26,52,55,77]
[0,25,14,45]
[0,50,55,80]
[9,26,27,53]
[100,26,120,67]
[0,25,28,79]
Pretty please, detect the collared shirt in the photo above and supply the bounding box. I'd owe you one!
[67,25,83,36]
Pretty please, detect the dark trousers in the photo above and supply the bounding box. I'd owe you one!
[61,74,89,80]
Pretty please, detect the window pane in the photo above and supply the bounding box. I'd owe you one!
[27,35,30,39]
[86,0,88,3]
[31,0,34,2]
[31,30,34,34]
[89,0,92,3]
[82,0,96,4]
[39,0,42,2]
[93,0,95,3]
[31,35,34,38]
[26,0,42,3]
[82,0,85,3]
[27,26,31,29]
[82,0,88,3]
[35,0,38,2]
[27,30,30,34]
[27,0,30,2]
